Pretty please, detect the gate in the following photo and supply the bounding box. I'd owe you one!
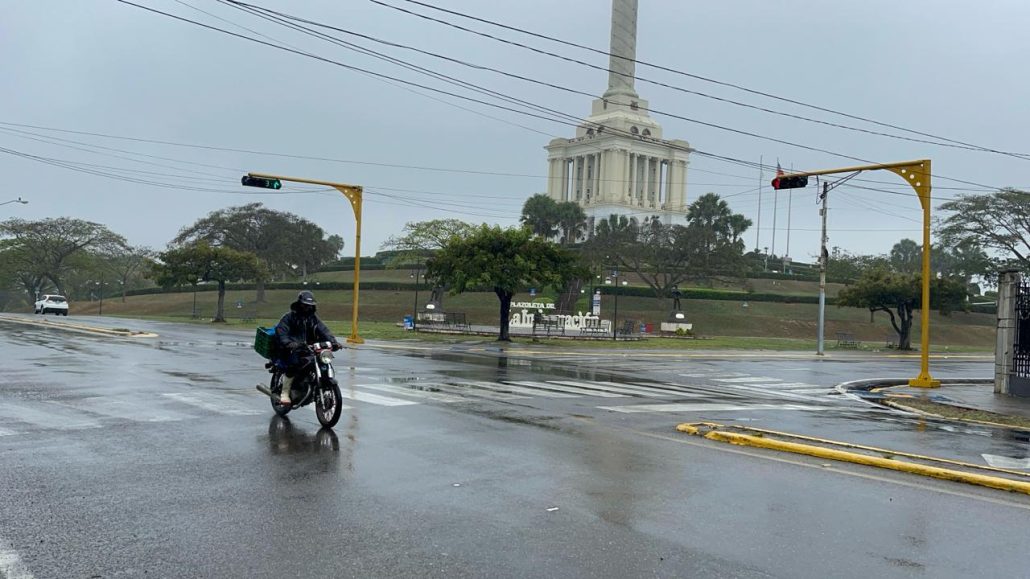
[1010,282,1030,396]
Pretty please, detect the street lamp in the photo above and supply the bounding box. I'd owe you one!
[409,265,424,331]
[605,269,628,341]
[95,280,105,316]
[0,197,28,207]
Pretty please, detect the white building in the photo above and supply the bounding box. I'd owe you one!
[545,0,691,231]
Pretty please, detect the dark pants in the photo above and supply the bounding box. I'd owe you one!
[281,350,315,378]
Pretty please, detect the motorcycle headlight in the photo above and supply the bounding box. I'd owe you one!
[318,350,334,364]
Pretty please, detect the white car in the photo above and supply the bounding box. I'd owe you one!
[34,295,69,316]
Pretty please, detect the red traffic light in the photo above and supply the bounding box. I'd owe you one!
[771,175,808,190]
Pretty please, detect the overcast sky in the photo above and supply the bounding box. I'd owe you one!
[4,0,1029,264]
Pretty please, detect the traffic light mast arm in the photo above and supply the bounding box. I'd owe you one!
[777,159,937,388]
[246,172,365,345]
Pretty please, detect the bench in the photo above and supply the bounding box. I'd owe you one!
[418,312,471,334]
[618,319,640,338]
[835,332,860,348]
[533,315,565,337]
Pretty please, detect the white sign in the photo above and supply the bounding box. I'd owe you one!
[512,301,555,310]
[510,309,605,330]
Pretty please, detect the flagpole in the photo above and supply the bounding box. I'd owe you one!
[756,155,763,252]
[771,159,780,264]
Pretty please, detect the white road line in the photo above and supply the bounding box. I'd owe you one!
[548,380,670,398]
[339,389,418,407]
[447,381,530,400]
[431,382,526,401]
[52,398,197,423]
[0,427,19,437]
[0,537,34,579]
[598,403,829,413]
[982,454,1030,469]
[593,381,685,397]
[462,381,580,398]
[358,383,466,403]
[750,382,824,390]
[712,376,782,384]
[161,392,265,416]
[0,402,103,430]
[503,381,625,398]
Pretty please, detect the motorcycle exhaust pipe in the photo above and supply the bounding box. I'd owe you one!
[256,384,274,398]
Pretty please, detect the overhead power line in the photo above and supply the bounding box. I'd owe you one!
[197,0,1004,192]
[376,0,1030,161]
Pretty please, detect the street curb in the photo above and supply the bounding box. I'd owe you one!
[676,423,1030,496]
[881,399,1030,431]
[0,314,157,338]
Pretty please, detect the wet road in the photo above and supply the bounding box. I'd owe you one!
[1,315,1029,578]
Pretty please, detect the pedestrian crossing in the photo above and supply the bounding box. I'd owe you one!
[0,371,843,438]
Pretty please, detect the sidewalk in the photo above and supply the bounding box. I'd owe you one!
[844,378,1030,423]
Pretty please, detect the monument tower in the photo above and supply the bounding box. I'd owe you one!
[545,0,690,230]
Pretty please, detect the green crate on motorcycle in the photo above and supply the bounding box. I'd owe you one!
[254,327,278,359]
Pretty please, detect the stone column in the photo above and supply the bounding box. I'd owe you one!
[593,152,602,203]
[628,153,635,203]
[996,269,1021,394]
[603,0,639,100]
[644,156,652,208]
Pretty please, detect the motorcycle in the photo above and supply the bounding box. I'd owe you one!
[256,341,343,428]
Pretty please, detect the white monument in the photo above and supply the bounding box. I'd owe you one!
[545,0,690,232]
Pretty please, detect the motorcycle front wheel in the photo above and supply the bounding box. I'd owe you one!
[315,380,343,428]
[270,370,291,417]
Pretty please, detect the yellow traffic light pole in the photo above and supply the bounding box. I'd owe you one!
[778,160,939,388]
[247,173,365,345]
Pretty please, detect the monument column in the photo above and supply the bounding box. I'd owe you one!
[602,0,639,100]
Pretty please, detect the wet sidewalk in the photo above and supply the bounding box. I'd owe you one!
[847,379,1030,421]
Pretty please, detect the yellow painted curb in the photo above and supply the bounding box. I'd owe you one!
[677,423,1030,496]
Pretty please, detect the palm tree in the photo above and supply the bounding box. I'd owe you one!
[520,194,560,238]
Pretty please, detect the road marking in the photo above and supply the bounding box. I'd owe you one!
[460,381,580,398]
[503,381,625,398]
[548,380,670,398]
[0,427,19,437]
[982,454,1030,469]
[358,383,466,403]
[430,382,526,401]
[449,381,531,400]
[599,403,828,413]
[0,537,34,579]
[53,397,196,423]
[339,389,418,407]
[0,402,103,430]
[161,392,265,416]
[712,376,782,384]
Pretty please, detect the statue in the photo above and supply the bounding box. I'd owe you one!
[671,285,682,311]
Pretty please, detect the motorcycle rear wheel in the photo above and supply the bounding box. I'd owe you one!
[315,380,343,428]
[269,371,291,417]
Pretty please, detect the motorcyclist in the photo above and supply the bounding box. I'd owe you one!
[274,291,340,405]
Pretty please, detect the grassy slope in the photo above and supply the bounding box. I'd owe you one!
[63,286,996,351]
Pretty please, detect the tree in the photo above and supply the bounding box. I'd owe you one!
[588,216,691,301]
[173,203,341,302]
[939,188,1030,271]
[520,194,560,239]
[105,245,156,302]
[381,218,476,265]
[153,242,264,323]
[836,269,968,350]
[686,193,751,277]
[555,201,587,245]
[889,239,921,274]
[426,225,584,341]
[0,217,126,300]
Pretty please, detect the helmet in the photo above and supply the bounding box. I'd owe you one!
[296,291,317,306]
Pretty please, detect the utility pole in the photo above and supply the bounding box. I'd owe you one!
[817,181,829,356]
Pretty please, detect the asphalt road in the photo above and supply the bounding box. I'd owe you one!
[1,315,1029,578]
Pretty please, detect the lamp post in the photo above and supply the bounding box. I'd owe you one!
[605,268,628,341]
[410,264,424,331]
[95,280,105,316]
